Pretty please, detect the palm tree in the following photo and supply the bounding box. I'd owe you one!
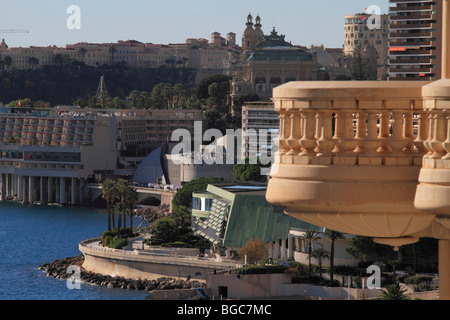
[53,53,64,66]
[114,179,129,230]
[324,229,345,283]
[301,229,322,278]
[109,46,117,65]
[78,47,87,63]
[101,179,118,231]
[3,56,13,70]
[310,247,330,281]
[28,57,39,69]
[124,184,138,232]
[377,283,410,300]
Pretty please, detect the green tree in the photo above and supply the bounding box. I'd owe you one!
[53,53,64,67]
[310,247,330,281]
[3,56,12,70]
[203,107,228,133]
[109,46,117,65]
[97,90,111,108]
[345,236,376,265]
[124,184,138,231]
[301,230,322,278]
[28,57,39,69]
[151,83,173,109]
[324,229,345,283]
[78,48,87,63]
[377,283,410,300]
[232,157,269,183]
[172,177,226,211]
[151,217,178,243]
[351,46,367,80]
[196,74,231,100]
[102,179,119,231]
[73,97,88,108]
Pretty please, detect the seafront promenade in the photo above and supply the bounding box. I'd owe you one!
[79,237,242,282]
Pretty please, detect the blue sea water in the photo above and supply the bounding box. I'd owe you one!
[0,202,148,300]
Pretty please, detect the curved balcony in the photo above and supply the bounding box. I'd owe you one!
[266,81,436,246]
[414,78,450,240]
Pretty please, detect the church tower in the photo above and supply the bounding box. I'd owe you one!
[254,15,264,43]
[242,13,264,52]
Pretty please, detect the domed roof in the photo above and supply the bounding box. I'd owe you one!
[256,28,292,49]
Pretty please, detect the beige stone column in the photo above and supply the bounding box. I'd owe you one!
[438,1,450,300]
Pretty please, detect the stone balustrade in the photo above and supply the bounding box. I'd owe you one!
[266,81,437,242]
[274,82,428,168]
[266,80,450,300]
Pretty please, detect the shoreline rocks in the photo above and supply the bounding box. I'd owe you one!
[39,255,207,292]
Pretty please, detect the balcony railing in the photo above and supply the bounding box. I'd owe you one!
[266,81,437,241]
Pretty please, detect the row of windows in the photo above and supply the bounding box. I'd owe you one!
[0,151,81,162]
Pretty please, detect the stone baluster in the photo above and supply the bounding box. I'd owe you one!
[362,111,381,156]
[377,111,391,154]
[442,110,450,160]
[424,112,435,158]
[429,111,447,159]
[286,111,302,155]
[338,110,357,155]
[389,111,407,156]
[277,111,290,156]
[299,110,317,156]
[332,112,343,155]
[354,111,367,154]
[316,111,335,157]
[314,112,322,154]
[414,111,430,156]
[402,111,416,154]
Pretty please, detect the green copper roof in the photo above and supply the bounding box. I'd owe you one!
[222,192,320,248]
[192,184,322,248]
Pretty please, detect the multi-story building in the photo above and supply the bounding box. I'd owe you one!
[344,13,390,79]
[191,183,322,259]
[0,34,240,83]
[388,0,442,81]
[231,23,318,101]
[241,102,279,158]
[0,107,202,205]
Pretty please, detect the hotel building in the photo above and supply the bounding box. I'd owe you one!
[0,107,202,205]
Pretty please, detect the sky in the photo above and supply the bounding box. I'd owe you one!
[0,0,389,49]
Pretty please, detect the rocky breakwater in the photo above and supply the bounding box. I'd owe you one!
[39,255,207,291]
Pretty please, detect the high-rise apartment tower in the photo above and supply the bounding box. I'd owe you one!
[388,0,442,80]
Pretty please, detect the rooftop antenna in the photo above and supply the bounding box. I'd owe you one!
[96,75,108,99]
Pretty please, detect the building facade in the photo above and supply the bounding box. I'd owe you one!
[0,35,241,83]
[0,107,202,205]
[388,0,442,81]
[191,184,322,259]
[241,102,279,158]
[344,13,390,79]
[232,25,318,100]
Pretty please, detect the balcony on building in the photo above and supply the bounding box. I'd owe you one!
[264,78,450,299]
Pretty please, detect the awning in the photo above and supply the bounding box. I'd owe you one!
[389,47,406,52]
